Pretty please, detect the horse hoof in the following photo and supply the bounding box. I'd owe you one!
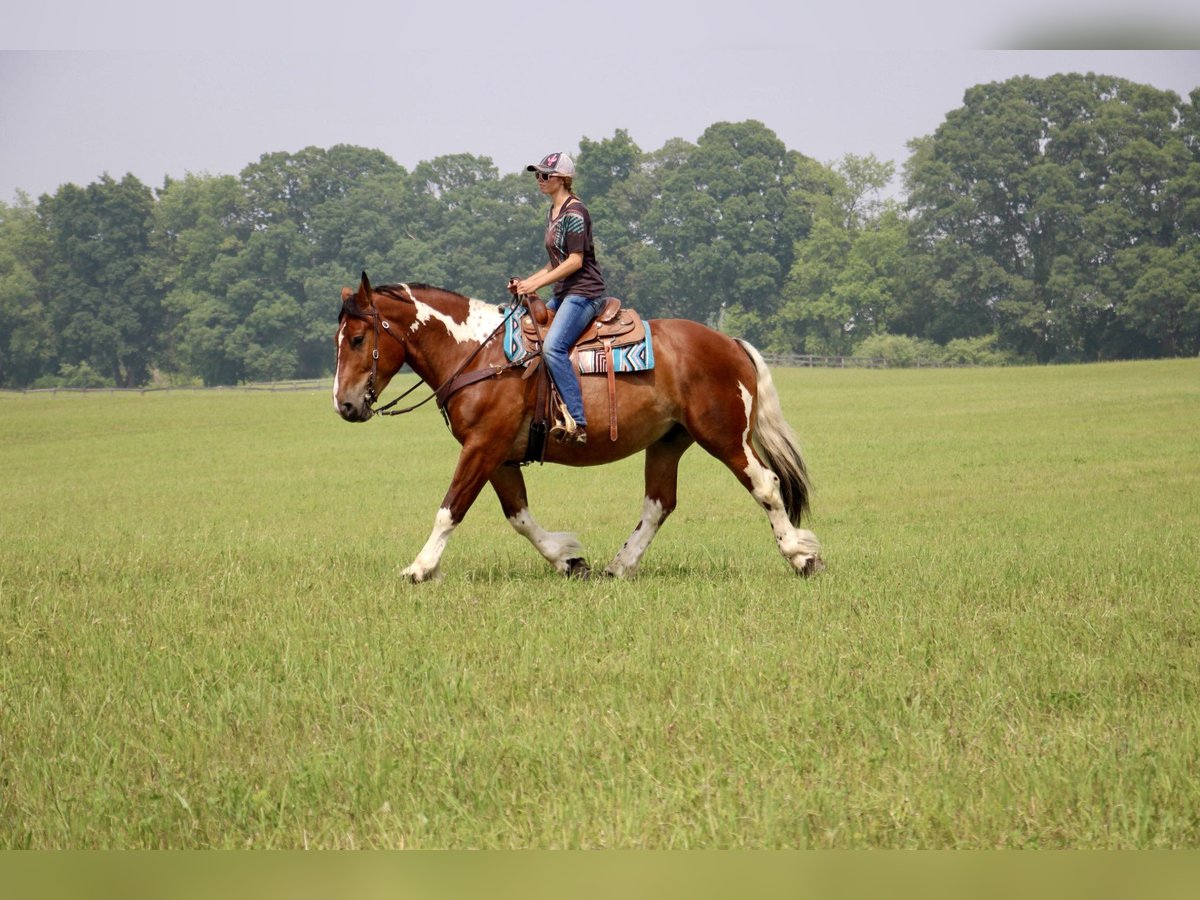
[402,564,440,583]
[799,555,825,578]
[565,558,591,579]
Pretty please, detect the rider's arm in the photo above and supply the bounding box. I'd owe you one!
[515,252,583,296]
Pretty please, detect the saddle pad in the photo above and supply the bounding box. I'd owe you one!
[573,340,655,375]
[503,310,655,374]
[503,311,532,363]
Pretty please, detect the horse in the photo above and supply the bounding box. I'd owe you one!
[333,272,823,582]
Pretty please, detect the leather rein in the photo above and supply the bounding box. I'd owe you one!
[359,284,525,420]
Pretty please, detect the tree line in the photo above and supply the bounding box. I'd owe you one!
[1,72,1196,388]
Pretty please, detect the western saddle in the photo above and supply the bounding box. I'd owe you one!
[515,294,648,462]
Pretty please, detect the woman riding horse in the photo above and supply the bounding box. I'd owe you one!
[333,273,823,582]
[509,151,603,445]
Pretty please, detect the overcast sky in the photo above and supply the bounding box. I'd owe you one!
[2,2,1198,203]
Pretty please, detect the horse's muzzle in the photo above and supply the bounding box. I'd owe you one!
[337,400,374,423]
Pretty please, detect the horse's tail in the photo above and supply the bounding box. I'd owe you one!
[737,340,812,526]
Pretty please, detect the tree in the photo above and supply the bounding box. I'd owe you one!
[38,174,163,386]
[0,195,56,386]
[1118,241,1200,356]
[771,155,905,354]
[6,99,1194,390]
[602,121,817,324]
[235,146,406,380]
[154,146,408,384]
[575,130,646,309]
[409,156,544,299]
[576,129,643,200]
[905,73,1198,361]
[154,173,253,384]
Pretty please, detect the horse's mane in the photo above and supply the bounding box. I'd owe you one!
[340,282,472,321]
[378,283,471,302]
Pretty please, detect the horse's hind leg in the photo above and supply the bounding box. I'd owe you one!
[690,387,822,577]
[603,428,694,578]
[741,455,823,577]
[490,465,590,577]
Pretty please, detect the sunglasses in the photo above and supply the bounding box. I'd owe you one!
[535,172,558,182]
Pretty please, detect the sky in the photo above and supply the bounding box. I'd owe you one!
[2,2,1198,204]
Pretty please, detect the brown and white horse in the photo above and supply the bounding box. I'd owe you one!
[333,273,822,581]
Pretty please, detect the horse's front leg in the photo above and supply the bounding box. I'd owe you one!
[490,465,590,577]
[402,442,506,583]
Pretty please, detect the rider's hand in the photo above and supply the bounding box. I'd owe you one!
[514,277,543,297]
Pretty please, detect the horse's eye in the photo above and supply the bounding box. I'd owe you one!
[350,335,365,349]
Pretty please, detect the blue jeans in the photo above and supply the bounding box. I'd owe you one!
[543,293,603,426]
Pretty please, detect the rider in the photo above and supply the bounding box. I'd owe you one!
[510,151,605,445]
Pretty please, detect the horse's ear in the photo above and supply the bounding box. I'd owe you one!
[352,271,373,311]
[341,287,353,303]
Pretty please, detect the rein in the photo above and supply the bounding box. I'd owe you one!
[362,284,526,420]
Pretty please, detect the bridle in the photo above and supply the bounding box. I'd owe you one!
[360,297,407,411]
[347,283,524,420]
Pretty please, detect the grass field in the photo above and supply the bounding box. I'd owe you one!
[1,359,1198,848]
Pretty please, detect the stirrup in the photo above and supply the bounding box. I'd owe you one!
[558,403,578,433]
[551,426,587,445]
[550,403,576,437]
[550,405,586,444]
[550,421,587,443]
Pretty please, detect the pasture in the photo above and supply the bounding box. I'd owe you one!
[1,359,1197,848]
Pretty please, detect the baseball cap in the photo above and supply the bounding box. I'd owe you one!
[526,152,575,178]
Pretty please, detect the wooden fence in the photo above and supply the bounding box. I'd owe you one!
[761,353,888,369]
[759,354,960,369]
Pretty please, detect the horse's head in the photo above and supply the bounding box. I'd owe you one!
[333,272,405,422]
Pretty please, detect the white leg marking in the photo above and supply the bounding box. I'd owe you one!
[507,508,585,574]
[402,507,457,582]
[737,383,821,574]
[604,496,667,578]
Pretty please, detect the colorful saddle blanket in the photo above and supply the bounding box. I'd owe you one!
[502,298,655,374]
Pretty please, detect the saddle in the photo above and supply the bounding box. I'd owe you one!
[515,295,650,463]
[519,296,648,354]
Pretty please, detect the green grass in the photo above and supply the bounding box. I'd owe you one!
[1,359,1198,848]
